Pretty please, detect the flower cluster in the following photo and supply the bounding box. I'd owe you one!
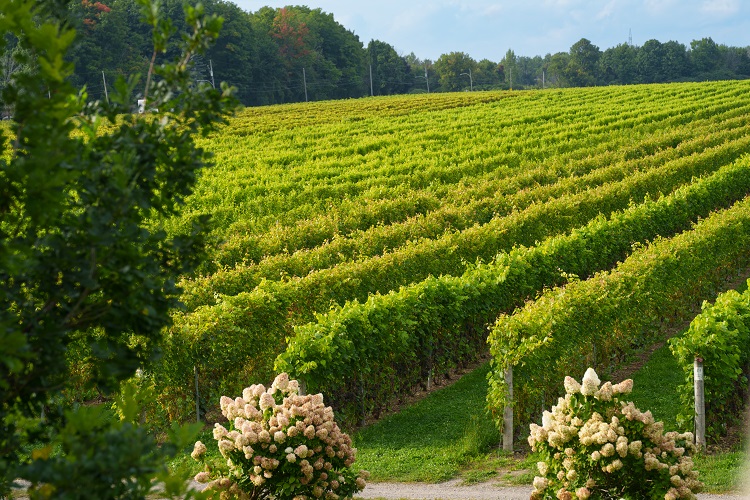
[529,368,702,500]
[192,373,368,499]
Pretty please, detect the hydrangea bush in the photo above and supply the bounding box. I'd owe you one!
[192,373,368,499]
[529,368,702,500]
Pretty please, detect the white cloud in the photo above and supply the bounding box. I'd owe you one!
[701,0,740,16]
[596,0,620,19]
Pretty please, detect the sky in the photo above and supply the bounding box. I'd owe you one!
[231,0,749,62]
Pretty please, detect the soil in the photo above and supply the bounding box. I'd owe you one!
[353,481,750,500]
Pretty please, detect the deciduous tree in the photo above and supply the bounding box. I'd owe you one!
[0,0,236,495]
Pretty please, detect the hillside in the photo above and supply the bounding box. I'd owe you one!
[142,81,750,426]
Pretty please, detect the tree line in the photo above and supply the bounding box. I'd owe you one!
[4,0,750,109]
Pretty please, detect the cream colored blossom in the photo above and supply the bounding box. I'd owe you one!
[191,441,207,460]
[581,368,601,395]
[542,411,554,430]
[213,423,228,440]
[596,382,614,401]
[564,376,581,394]
[612,378,633,395]
[259,392,275,411]
[575,487,590,499]
[533,476,549,491]
[273,373,290,392]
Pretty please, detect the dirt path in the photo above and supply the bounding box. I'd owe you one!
[354,480,750,500]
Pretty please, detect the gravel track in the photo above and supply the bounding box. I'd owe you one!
[354,480,750,500]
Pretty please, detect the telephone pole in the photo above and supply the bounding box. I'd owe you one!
[303,67,308,102]
[102,71,109,102]
[370,64,374,96]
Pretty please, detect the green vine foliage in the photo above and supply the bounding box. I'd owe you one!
[487,193,750,434]
[275,157,750,426]
[0,0,236,496]
[669,283,750,439]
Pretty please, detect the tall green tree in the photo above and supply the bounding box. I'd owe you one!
[501,48,517,88]
[599,43,637,85]
[203,0,257,105]
[636,38,665,83]
[367,39,412,95]
[661,40,690,81]
[690,37,721,75]
[567,37,600,86]
[434,51,476,92]
[0,0,236,496]
[474,58,503,89]
[405,52,432,93]
[546,51,571,87]
[302,7,366,99]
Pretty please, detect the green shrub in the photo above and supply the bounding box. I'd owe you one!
[529,368,702,500]
[192,373,368,499]
[669,282,750,438]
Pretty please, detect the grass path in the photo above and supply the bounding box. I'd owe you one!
[353,345,749,493]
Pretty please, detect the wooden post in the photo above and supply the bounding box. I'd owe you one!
[694,357,706,449]
[503,366,514,452]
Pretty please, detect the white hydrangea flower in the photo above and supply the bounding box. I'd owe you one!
[581,368,600,396]
[564,376,581,394]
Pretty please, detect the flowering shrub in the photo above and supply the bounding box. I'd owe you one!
[529,368,702,500]
[192,373,368,499]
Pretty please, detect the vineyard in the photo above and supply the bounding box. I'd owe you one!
[149,80,750,429]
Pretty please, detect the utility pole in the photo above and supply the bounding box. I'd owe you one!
[209,59,215,89]
[509,67,513,90]
[303,67,308,102]
[425,66,430,93]
[102,71,109,102]
[460,69,473,91]
[369,64,374,97]
[542,70,545,89]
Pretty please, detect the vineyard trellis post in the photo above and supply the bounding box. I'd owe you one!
[694,357,706,448]
[503,366,513,451]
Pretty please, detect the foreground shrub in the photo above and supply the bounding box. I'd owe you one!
[192,373,368,499]
[669,283,750,439]
[529,368,702,500]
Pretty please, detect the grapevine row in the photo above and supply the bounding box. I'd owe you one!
[486,192,750,431]
[180,131,750,310]
[157,155,750,422]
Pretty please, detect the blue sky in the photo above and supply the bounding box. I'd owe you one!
[231,0,748,62]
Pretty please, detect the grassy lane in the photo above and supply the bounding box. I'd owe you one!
[352,347,748,492]
[352,362,503,483]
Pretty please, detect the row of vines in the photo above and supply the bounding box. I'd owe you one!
[144,80,750,425]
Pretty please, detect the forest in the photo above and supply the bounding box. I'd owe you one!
[3,0,750,107]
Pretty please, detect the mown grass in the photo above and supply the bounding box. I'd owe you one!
[350,344,748,492]
[352,362,519,483]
